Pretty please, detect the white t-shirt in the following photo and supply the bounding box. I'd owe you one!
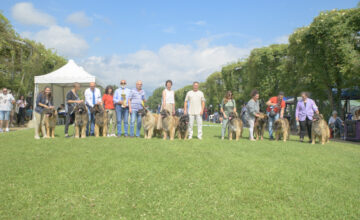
[0,93,15,111]
[185,90,205,115]
[164,89,175,104]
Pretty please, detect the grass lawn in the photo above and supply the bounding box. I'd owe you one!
[0,124,359,219]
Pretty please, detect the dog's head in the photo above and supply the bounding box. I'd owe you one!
[180,114,189,125]
[93,104,104,114]
[160,109,171,119]
[256,112,268,122]
[138,108,148,117]
[43,108,57,118]
[228,112,238,121]
[313,113,323,122]
[75,103,87,114]
[273,119,283,130]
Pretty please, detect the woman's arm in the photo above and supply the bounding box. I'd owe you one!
[295,103,300,121]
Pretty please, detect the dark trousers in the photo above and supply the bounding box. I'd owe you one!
[17,107,26,125]
[299,117,312,140]
[64,113,74,134]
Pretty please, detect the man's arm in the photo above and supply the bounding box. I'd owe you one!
[280,108,284,118]
[200,100,205,115]
[184,101,188,115]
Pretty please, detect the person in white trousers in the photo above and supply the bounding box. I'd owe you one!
[184,82,205,140]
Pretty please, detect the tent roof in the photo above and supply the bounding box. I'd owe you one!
[34,59,101,85]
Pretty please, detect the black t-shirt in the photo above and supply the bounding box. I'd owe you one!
[66,90,79,114]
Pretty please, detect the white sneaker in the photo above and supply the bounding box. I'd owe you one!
[34,136,40,139]
[111,134,116,137]
[198,137,202,140]
[5,127,9,132]
[107,134,110,137]
[188,137,192,140]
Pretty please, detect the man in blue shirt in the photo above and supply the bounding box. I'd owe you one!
[128,80,146,137]
[113,80,131,137]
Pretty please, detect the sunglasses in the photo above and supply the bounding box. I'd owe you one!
[120,83,126,85]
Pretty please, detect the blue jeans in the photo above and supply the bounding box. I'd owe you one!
[115,105,129,136]
[130,110,142,137]
[86,105,95,136]
[267,112,279,138]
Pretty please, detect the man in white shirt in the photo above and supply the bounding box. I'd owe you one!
[84,82,102,136]
[184,82,205,140]
[0,88,15,132]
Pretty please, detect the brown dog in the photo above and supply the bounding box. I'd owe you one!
[254,113,268,140]
[312,113,330,145]
[228,112,243,141]
[42,108,57,138]
[138,108,159,139]
[93,104,108,137]
[74,103,88,138]
[273,118,290,142]
[160,109,179,140]
[176,114,189,140]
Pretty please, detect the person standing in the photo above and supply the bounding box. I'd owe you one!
[295,92,319,143]
[220,91,236,140]
[128,80,146,137]
[102,85,116,137]
[245,89,261,141]
[16,95,27,126]
[113,80,131,137]
[0,88,15,132]
[34,86,53,139]
[64,83,83,137]
[328,110,344,139]
[266,91,286,140]
[184,82,205,140]
[85,82,102,136]
[157,80,175,129]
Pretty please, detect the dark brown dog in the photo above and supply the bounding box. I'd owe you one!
[254,113,268,140]
[160,109,179,140]
[312,113,330,145]
[42,108,57,138]
[228,112,243,141]
[176,114,189,140]
[273,118,290,142]
[93,104,108,137]
[74,103,88,138]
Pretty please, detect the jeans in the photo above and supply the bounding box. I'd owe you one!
[299,117,312,140]
[34,111,46,138]
[189,114,203,139]
[130,109,142,137]
[17,107,26,125]
[221,117,229,138]
[64,113,74,134]
[267,112,279,138]
[86,105,95,136]
[248,118,255,140]
[115,105,129,136]
[106,109,116,135]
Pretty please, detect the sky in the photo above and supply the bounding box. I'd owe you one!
[1,0,358,94]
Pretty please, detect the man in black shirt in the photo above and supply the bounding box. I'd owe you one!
[65,83,84,137]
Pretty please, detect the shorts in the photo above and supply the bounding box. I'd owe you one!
[0,111,10,120]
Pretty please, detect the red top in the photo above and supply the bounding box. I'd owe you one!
[102,94,114,110]
[266,96,285,113]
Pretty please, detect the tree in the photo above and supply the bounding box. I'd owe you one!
[146,86,164,111]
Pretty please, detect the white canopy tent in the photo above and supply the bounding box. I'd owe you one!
[34,59,103,108]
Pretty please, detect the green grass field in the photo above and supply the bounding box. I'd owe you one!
[0,124,359,219]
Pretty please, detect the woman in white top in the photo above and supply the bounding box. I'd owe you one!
[162,80,175,115]
[157,80,175,129]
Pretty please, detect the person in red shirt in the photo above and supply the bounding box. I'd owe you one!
[102,86,116,137]
[266,91,286,140]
